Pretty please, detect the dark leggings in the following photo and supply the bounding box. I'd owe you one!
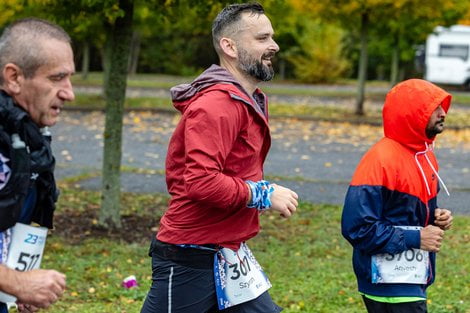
[362,296,427,313]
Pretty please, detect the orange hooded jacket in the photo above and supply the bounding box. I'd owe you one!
[341,79,451,298]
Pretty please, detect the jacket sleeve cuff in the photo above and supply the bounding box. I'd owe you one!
[404,229,421,249]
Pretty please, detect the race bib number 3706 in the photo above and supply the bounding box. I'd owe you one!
[372,226,429,284]
[0,223,48,303]
[214,243,271,310]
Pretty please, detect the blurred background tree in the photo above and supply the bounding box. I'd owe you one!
[3,0,469,85]
[2,0,470,229]
[285,19,350,83]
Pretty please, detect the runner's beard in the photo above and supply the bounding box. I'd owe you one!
[426,119,445,138]
[238,48,275,82]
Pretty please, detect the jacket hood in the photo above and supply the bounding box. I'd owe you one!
[170,64,247,113]
[383,79,451,151]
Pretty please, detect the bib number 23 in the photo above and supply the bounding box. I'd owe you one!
[0,223,48,303]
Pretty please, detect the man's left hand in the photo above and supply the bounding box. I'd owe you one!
[269,183,298,218]
[434,208,453,230]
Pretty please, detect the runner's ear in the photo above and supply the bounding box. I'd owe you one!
[219,37,237,59]
[2,63,23,95]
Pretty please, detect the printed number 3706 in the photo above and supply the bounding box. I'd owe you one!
[384,250,424,262]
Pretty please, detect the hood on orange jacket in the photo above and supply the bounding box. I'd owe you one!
[383,79,451,151]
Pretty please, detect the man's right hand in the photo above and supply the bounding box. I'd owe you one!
[269,183,298,218]
[13,269,66,309]
[420,225,444,252]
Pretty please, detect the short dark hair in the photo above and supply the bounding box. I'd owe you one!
[212,2,264,55]
[0,17,71,84]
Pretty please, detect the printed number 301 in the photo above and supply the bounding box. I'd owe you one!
[228,255,252,280]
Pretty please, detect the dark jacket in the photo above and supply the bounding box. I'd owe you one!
[0,91,58,231]
[341,79,452,298]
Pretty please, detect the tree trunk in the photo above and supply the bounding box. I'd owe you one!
[355,12,368,116]
[102,33,113,97]
[390,32,400,87]
[81,41,90,80]
[128,30,141,75]
[99,0,134,230]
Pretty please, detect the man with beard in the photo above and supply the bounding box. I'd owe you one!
[341,79,453,313]
[140,3,298,313]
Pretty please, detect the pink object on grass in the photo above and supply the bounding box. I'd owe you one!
[122,275,138,288]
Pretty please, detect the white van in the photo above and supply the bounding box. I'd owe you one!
[425,25,470,88]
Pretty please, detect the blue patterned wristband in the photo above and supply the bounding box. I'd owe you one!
[246,180,274,211]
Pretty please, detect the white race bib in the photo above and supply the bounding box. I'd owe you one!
[372,226,429,284]
[214,243,271,309]
[0,223,48,303]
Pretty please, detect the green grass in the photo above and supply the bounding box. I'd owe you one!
[71,94,174,111]
[69,94,470,128]
[69,71,470,128]
[35,187,470,313]
[263,85,387,99]
[453,93,470,105]
[71,73,383,95]
[71,72,470,107]
[72,72,191,89]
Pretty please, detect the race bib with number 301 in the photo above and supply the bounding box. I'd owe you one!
[372,226,429,284]
[0,223,48,303]
[214,243,271,310]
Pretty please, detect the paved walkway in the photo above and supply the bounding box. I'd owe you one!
[53,110,470,215]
